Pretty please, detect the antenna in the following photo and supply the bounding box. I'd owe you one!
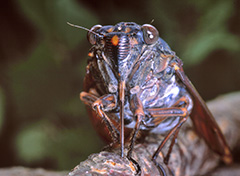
[67,22,102,38]
[150,19,155,24]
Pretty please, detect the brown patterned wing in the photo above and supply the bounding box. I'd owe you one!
[173,59,232,164]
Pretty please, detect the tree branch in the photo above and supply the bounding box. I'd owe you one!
[68,92,240,176]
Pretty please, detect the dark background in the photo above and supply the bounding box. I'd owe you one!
[0,0,239,171]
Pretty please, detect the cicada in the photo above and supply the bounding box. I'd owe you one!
[73,22,232,174]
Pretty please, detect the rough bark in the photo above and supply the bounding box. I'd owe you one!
[1,92,239,176]
[0,167,68,176]
[68,92,240,176]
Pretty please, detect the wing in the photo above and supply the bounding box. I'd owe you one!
[173,58,232,164]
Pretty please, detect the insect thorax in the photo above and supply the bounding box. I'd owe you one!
[86,22,193,132]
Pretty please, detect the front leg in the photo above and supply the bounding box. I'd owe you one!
[128,96,189,156]
[80,92,119,143]
[128,94,190,175]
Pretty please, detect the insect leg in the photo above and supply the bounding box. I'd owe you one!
[128,94,145,158]
[145,96,190,173]
[151,159,167,176]
[147,106,188,156]
[171,58,233,164]
[80,92,119,143]
[163,126,180,165]
[126,94,144,175]
[151,115,188,175]
[162,96,190,165]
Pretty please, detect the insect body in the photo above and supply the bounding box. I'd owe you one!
[78,22,232,173]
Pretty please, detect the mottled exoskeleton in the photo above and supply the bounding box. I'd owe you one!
[75,22,232,175]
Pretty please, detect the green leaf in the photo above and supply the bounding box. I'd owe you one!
[17,0,98,47]
[181,0,240,65]
[182,31,240,65]
[47,127,102,170]
[7,41,80,119]
[15,122,49,163]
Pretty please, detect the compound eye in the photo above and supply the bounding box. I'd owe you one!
[141,24,159,44]
[87,24,102,45]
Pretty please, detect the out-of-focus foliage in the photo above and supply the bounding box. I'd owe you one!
[148,0,240,65]
[0,88,5,132]
[18,0,98,47]
[1,0,102,170]
[0,0,239,171]
[16,121,49,163]
[182,0,240,65]
[15,120,101,169]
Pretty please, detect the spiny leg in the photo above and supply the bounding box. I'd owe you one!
[80,92,119,143]
[163,96,190,165]
[127,94,144,158]
[126,94,145,175]
[149,96,190,161]
[151,159,167,176]
[164,125,180,165]
[133,119,167,176]
[126,94,190,175]
[145,96,190,174]
[127,95,188,175]
[151,117,184,164]
[127,115,143,175]
[151,116,188,175]
[146,108,188,175]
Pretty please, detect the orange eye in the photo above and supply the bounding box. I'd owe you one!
[87,24,102,45]
[141,24,159,45]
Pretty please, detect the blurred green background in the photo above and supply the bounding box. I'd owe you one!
[0,0,239,171]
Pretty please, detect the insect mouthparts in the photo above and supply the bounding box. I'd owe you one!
[105,34,130,63]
